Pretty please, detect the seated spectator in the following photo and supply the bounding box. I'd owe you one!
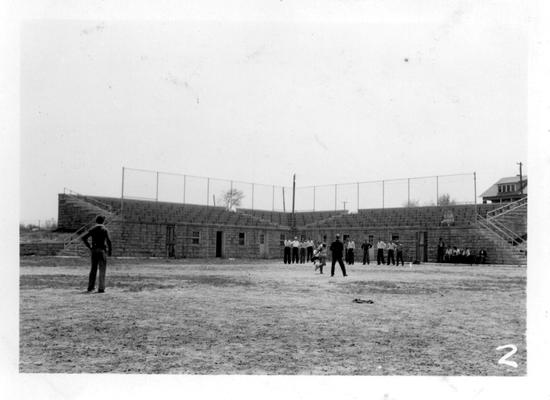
[478,249,487,264]
[456,247,464,263]
[444,246,452,263]
[464,248,473,265]
[450,247,458,263]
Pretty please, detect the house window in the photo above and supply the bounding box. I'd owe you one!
[280,234,285,246]
[192,231,200,244]
[498,185,502,193]
[239,232,245,245]
[259,234,265,245]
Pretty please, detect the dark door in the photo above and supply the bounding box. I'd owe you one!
[166,225,176,257]
[216,231,223,257]
[416,231,428,262]
[423,232,428,262]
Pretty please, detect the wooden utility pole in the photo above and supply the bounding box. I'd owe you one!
[517,162,524,195]
[292,174,296,229]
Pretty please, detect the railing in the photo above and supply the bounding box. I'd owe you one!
[61,195,120,251]
[486,197,527,219]
[63,188,115,213]
[62,217,97,247]
[476,214,524,247]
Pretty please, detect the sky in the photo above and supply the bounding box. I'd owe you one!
[19,2,528,221]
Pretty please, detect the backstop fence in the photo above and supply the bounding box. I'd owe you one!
[121,167,477,213]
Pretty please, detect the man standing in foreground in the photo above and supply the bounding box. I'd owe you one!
[329,234,347,277]
[82,215,113,293]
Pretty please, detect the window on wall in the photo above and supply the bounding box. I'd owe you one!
[259,234,265,245]
[192,231,200,244]
[239,232,245,245]
[280,234,285,246]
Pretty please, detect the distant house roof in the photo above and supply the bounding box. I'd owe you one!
[481,176,528,198]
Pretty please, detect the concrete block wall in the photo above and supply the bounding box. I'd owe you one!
[107,220,288,259]
[20,242,65,256]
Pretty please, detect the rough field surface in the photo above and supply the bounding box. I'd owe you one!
[20,257,526,375]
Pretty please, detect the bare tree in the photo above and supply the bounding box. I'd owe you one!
[403,199,420,207]
[437,193,456,206]
[222,188,245,211]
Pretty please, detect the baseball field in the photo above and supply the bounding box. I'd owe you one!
[19,257,526,375]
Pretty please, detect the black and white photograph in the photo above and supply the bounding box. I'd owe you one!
[2,0,550,399]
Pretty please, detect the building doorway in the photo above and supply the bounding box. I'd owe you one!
[416,231,428,262]
[216,231,223,258]
[166,225,176,258]
[259,232,268,258]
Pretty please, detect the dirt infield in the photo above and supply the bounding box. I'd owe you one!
[19,257,526,375]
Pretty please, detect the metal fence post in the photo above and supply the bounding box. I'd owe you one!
[474,172,477,214]
[436,175,439,206]
[120,167,125,214]
[156,171,159,201]
[382,180,385,209]
[407,178,410,207]
[207,178,210,206]
[183,175,186,204]
[356,182,360,211]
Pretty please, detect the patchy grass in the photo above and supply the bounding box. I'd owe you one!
[19,257,526,375]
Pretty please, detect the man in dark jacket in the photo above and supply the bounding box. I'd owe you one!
[82,215,113,293]
[361,239,372,265]
[437,238,445,263]
[329,234,347,277]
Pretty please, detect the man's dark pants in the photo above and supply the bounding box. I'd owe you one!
[284,247,291,264]
[331,256,347,276]
[88,248,107,292]
[300,248,306,263]
[377,249,385,265]
[292,248,299,263]
[307,247,313,262]
[387,250,395,265]
[396,250,404,266]
[363,251,370,265]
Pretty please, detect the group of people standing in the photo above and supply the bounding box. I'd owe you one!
[373,239,405,266]
[437,238,488,264]
[283,237,316,264]
[284,234,409,276]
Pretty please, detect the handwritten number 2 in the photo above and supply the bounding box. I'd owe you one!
[496,344,518,368]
